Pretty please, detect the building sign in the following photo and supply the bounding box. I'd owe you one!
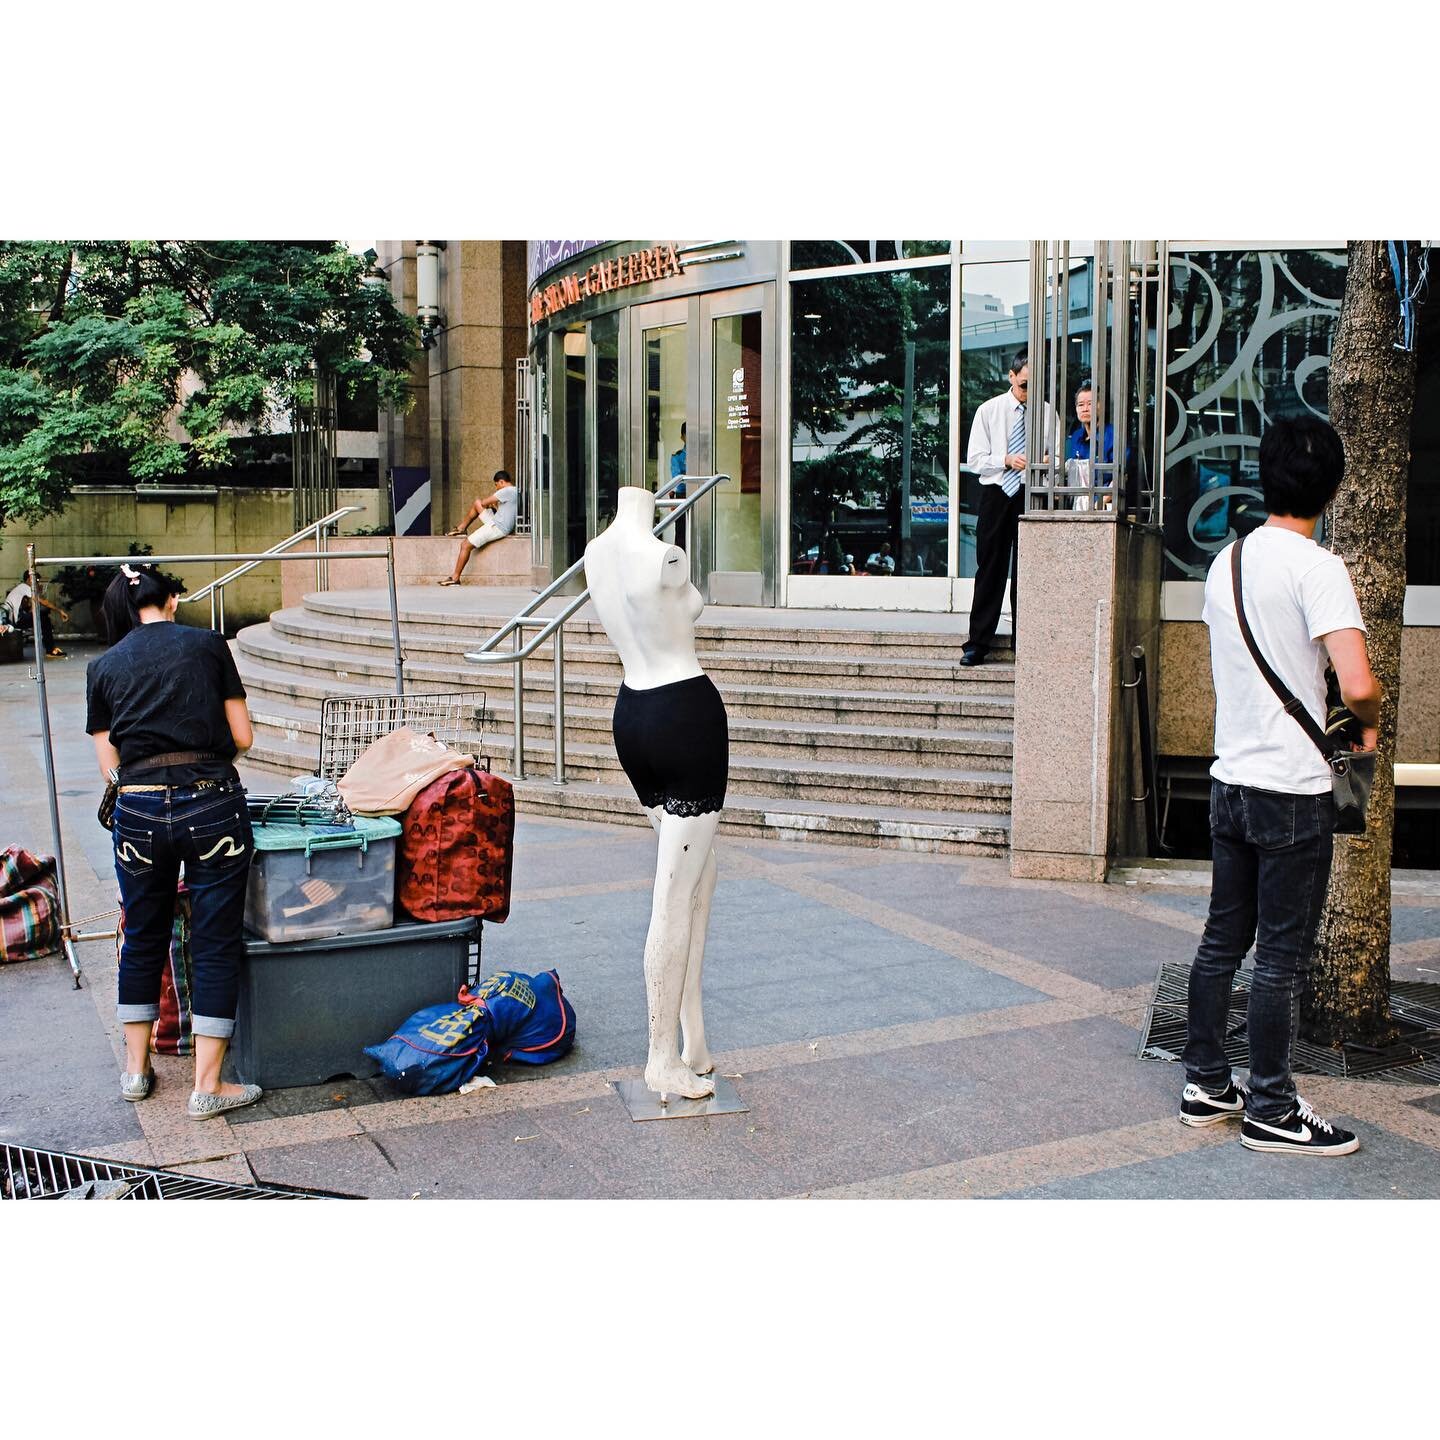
[528,240,604,287]
[529,244,685,326]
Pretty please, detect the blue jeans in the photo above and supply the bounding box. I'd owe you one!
[113,783,253,1039]
[1183,780,1335,1121]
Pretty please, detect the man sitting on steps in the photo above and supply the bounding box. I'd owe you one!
[440,470,517,586]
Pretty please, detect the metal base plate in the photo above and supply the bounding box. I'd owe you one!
[611,1075,749,1122]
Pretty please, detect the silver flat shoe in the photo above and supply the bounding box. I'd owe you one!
[187,1084,263,1121]
[120,1070,154,1102]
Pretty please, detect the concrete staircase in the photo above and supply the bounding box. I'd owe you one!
[234,588,1015,856]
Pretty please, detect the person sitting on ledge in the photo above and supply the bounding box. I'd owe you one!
[440,470,517,586]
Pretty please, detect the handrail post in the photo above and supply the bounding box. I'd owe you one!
[386,537,404,695]
[513,626,526,780]
[553,622,566,786]
[26,544,81,987]
[218,586,226,634]
[316,522,326,591]
[209,591,217,630]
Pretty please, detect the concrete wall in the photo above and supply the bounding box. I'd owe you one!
[2,486,382,633]
[1158,620,1440,764]
[278,534,532,609]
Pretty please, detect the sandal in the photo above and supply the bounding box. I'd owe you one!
[438,577,459,586]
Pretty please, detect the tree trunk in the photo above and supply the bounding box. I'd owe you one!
[1301,241,1417,1049]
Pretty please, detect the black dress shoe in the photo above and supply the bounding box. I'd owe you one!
[960,649,987,667]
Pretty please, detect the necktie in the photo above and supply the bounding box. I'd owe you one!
[1002,403,1026,498]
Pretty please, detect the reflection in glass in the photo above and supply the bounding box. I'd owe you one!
[593,313,620,532]
[712,312,763,573]
[1162,250,1345,580]
[789,267,950,577]
[563,327,587,568]
[644,323,688,493]
[790,241,950,272]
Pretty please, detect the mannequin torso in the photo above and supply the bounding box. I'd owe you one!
[584,487,704,690]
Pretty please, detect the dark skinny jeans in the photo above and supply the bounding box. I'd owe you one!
[113,782,252,1039]
[1183,780,1335,1122]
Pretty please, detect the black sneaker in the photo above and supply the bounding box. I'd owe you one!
[1240,1096,1359,1156]
[1179,1074,1249,1126]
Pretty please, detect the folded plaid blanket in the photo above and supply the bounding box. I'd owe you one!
[0,847,60,963]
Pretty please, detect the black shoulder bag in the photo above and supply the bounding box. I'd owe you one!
[1230,535,1374,836]
[98,750,220,831]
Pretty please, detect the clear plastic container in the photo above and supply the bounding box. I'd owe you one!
[244,816,402,943]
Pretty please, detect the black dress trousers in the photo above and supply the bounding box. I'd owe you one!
[967,481,1025,654]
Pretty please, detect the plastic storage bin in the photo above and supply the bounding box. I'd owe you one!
[244,816,402,942]
[227,917,479,1089]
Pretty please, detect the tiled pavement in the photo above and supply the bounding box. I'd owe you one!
[4,646,1439,1198]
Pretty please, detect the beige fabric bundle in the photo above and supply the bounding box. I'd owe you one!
[337,728,474,815]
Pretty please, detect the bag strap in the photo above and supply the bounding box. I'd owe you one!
[1230,536,1338,764]
[123,750,220,775]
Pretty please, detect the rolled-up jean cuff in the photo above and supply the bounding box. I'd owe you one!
[191,1014,237,1039]
[117,1003,160,1023]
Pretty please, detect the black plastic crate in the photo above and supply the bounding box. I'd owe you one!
[226,917,479,1089]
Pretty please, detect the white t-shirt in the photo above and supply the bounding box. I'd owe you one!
[4,582,32,615]
[1203,526,1365,795]
[489,485,518,537]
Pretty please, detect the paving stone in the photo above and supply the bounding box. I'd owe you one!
[1007,1118,1440,1199]
[855,861,1203,988]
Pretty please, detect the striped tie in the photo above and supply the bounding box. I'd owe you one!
[1002,403,1026,498]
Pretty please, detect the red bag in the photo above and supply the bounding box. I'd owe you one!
[397,766,514,923]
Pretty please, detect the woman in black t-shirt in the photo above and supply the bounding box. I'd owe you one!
[86,563,264,1120]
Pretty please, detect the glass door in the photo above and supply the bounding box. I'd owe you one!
[698,285,774,605]
[629,297,693,552]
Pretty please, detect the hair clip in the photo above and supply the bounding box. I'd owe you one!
[121,563,142,585]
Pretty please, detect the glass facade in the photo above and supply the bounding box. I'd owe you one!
[526,240,1435,606]
[789,265,951,578]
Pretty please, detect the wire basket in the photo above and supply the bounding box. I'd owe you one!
[318,690,489,783]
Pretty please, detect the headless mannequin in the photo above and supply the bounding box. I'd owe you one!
[585,487,721,1101]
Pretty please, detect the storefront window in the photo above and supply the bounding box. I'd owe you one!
[790,266,950,578]
[1162,249,1345,580]
[593,313,620,531]
[958,260,1034,576]
[563,326,587,568]
[712,311,763,573]
[790,241,950,272]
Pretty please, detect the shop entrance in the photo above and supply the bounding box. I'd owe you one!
[630,284,776,605]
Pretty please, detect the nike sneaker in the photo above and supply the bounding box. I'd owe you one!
[1240,1096,1359,1155]
[1180,1073,1249,1126]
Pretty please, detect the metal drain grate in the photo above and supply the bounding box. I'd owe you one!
[1138,964,1440,1084]
[0,1144,356,1200]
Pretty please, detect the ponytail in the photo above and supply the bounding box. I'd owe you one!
[99,563,186,646]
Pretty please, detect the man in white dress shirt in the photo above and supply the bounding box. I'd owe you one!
[962,351,1056,665]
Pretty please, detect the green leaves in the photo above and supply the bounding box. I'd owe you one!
[0,240,417,530]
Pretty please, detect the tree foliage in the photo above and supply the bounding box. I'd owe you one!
[0,241,416,529]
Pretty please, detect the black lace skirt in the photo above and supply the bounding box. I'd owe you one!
[612,674,728,817]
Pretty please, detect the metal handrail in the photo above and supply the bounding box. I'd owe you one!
[182,504,362,630]
[464,473,730,784]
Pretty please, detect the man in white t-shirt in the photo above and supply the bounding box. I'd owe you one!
[1180,416,1380,1157]
[440,470,518,586]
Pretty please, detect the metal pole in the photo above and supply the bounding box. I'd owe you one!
[217,585,226,635]
[26,544,82,987]
[209,591,217,630]
[552,623,566,786]
[513,626,526,780]
[385,537,404,695]
[318,522,328,592]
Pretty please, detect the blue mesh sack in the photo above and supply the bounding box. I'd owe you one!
[458,970,576,1066]
[363,1000,493,1095]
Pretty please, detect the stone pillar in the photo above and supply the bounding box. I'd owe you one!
[426,241,529,536]
[1008,515,1162,881]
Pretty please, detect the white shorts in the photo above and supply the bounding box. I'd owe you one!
[468,523,505,549]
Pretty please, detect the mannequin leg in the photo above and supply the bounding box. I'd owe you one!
[679,846,718,1075]
[641,807,721,1099]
